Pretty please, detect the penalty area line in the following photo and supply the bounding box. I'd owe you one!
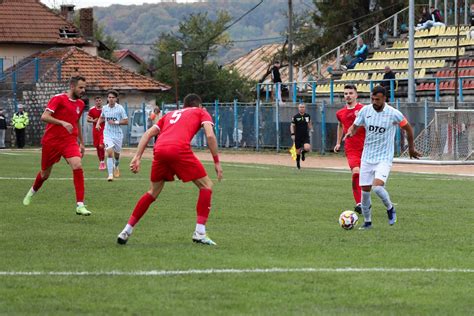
[0,267,473,276]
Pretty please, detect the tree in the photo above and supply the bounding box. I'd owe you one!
[150,11,255,102]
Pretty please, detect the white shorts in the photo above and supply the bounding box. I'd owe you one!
[104,136,123,153]
[359,161,392,186]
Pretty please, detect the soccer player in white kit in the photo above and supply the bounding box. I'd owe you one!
[346,86,421,229]
[96,90,128,181]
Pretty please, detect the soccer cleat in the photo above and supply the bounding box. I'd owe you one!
[387,206,397,225]
[192,231,216,245]
[301,150,306,161]
[113,167,120,178]
[99,162,106,170]
[22,189,34,206]
[76,205,91,216]
[107,174,114,182]
[354,203,362,214]
[117,230,130,245]
[358,221,372,230]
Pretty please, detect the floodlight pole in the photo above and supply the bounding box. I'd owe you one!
[288,0,294,101]
[172,51,182,109]
[408,0,415,103]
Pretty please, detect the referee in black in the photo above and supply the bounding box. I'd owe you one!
[290,103,312,169]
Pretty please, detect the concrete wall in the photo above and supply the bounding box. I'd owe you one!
[117,56,141,73]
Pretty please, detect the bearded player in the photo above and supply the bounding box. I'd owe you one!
[334,84,366,214]
[22,76,92,215]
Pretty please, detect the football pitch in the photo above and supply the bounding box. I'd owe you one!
[0,150,473,315]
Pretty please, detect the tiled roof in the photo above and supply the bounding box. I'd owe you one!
[113,49,145,64]
[0,0,86,45]
[227,43,334,83]
[36,47,170,92]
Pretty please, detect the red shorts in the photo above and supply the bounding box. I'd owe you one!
[345,147,363,170]
[92,131,104,148]
[150,148,207,183]
[41,139,81,170]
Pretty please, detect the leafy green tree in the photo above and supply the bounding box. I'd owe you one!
[151,11,255,102]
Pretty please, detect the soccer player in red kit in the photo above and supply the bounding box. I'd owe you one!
[87,96,105,170]
[117,94,223,246]
[22,76,92,216]
[334,84,366,214]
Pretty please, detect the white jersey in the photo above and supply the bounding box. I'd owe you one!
[101,103,127,139]
[354,103,405,163]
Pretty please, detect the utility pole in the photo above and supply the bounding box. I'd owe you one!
[172,51,182,109]
[288,0,294,102]
[408,0,415,103]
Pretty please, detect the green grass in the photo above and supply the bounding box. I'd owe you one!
[0,150,473,315]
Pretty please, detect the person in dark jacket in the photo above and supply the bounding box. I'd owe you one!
[380,66,397,92]
[0,108,7,148]
[271,61,283,103]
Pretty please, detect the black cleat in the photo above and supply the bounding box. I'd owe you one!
[354,204,362,214]
[301,150,306,161]
[359,221,372,230]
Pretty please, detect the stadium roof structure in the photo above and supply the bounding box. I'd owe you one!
[0,0,87,45]
[34,47,171,92]
[226,43,336,84]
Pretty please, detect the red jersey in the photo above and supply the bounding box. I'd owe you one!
[336,103,366,150]
[154,107,213,151]
[88,106,105,136]
[42,93,85,144]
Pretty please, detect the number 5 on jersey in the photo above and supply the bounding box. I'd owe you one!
[170,110,183,124]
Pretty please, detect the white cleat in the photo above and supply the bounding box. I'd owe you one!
[117,230,130,245]
[107,175,114,182]
[192,231,216,246]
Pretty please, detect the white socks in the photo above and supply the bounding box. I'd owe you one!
[124,224,133,235]
[361,190,372,222]
[77,202,84,207]
[107,157,114,176]
[195,224,206,235]
[373,186,393,210]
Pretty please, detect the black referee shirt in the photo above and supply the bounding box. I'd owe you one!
[291,113,311,136]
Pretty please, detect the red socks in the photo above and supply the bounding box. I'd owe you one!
[128,193,156,226]
[196,188,212,225]
[32,172,47,191]
[73,168,85,203]
[352,173,361,204]
[97,146,105,161]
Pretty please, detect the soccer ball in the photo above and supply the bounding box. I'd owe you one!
[339,210,359,230]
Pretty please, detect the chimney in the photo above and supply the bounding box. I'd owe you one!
[60,4,75,23]
[79,8,94,39]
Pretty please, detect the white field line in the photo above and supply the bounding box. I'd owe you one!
[0,267,473,276]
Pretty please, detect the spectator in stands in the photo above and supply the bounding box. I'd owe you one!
[416,6,445,30]
[343,37,368,70]
[271,61,283,104]
[380,66,396,92]
[468,4,474,39]
[0,108,7,149]
[418,6,432,25]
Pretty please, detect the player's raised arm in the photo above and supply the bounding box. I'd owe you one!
[400,120,422,159]
[130,126,160,174]
[203,122,223,181]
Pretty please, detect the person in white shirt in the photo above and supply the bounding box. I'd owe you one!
[346,86,421,229]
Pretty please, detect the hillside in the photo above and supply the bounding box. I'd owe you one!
[94,0,309,63]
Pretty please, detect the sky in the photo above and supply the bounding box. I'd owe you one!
[40,0,201,9]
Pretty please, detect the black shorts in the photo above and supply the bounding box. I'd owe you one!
[295,134,310,149]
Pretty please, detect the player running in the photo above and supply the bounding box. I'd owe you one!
[346,86,421,229]
[334,84,366,214]
[22,76,92,215]
[86,96,105,170]
[117,93,223,246]
[96,90,128,181]
[290,103,312,169]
